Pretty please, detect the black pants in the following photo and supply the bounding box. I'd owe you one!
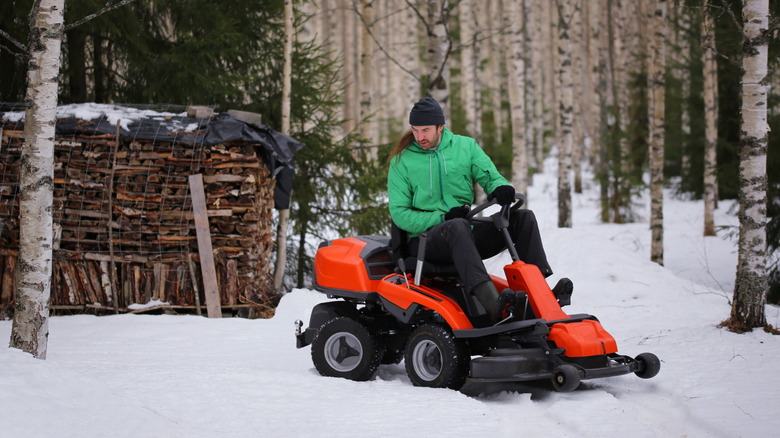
[408,210,552,293]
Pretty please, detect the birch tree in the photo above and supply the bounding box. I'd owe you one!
[556,0,574,228]
[425,0,451,119]
[273,0,294,292]
[702,0,718,237]
[676,2,692,180]
[726,0,770,331]
[649,0,666,265]
[505,0,527,196]
[358,0,375,154]
[459,0,481,141]
[10,0,65,359]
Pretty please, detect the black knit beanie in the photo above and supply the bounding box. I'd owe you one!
[409,97,445,126]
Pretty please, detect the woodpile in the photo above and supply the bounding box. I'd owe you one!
[0,114,280,317]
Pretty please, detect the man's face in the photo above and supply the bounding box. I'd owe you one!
[411,125,443,150]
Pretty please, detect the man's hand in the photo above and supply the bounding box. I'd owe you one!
[489,185,515,206]
[444,205,470,221]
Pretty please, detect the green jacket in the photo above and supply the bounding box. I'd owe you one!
[387,128,510,237]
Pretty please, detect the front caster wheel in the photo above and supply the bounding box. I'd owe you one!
[551,364,581,392]
[404,324,470,390]
[311,317,383,381]
[634,352,661,379]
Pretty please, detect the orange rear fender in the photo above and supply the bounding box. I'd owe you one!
[377,277,474,330]
[314,237,378,293]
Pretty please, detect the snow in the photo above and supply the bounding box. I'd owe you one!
[2,103,186,132]
[2,158,779,438]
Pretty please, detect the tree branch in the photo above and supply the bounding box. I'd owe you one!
[404,0,431,35]
[717,0,744,36]
[0,28,29,58]
[352,0,422,83]
[64,0,139,32]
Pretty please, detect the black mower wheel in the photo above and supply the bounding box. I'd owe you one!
[404,324,470,390]
[634,352,661,379]
[551,364,581,392]
[311,317,383,381]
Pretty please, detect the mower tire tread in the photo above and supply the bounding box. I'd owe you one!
[311,317,384,381]
[404,324,470,390]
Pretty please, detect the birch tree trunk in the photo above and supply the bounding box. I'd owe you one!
[702,0,718,237]
[358,0,375,157]
[425,0,451,119]
[339,0,356,135]
[571,0,585,194]
[459,0,479,139]
[485,0,502,143]
[606,0,625,223]
[9,0,65,359]
[556,0,574,228]
[404,0,421,113]
[677,2,692,180]
[728,0,769,331]
[273,0,294,293]
[545,1,559,154]
[505,0,527,196]
[531,0,546,172]
[649,0,666,265]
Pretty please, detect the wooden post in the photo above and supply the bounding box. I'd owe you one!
[187,254,203,316]
[107,121,119,313]
[188,174,222,318]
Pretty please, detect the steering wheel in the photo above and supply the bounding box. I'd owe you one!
[464,193,525,261]
[465,193,525,224]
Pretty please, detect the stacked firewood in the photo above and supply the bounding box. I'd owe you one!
[0,126,276,315]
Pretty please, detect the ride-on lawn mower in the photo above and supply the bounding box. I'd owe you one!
[295,195,660,391]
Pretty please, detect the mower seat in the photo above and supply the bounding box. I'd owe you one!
[389,222,489,323]
[389,222,459,278]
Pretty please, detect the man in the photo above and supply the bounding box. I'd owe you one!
[387,97,569,323]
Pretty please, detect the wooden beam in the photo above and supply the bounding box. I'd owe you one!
[188,174,222,318]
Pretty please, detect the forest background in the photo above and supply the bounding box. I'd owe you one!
[1,0,779,302]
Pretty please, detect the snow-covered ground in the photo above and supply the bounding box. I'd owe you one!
[2,159,779,438]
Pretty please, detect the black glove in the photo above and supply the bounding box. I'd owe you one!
[489,185,515,206]
[444,205,469,221]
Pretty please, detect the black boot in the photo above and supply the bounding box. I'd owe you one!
[471,281,500,322]
[552,278,574,306]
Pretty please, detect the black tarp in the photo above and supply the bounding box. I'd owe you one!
[0,106,303,210]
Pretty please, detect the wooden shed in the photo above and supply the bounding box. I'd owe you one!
[0,103,302,317]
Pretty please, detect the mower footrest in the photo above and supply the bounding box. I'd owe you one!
[468,348,554,382]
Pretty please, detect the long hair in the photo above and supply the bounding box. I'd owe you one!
[387,130,416,167]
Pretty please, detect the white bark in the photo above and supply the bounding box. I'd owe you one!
[460,0,478,138]
[485,0,502,142]
[649,0,666,265]
[544,0,558,153]
[571,0,585,194]
[702,0,718,237]
[556,0,573,228]
[731,0,769,330]
[425,0,451,119]
[505,0,527,196]
[273,0,294,293]
[10,0,65,359]
[677,2,692,179]
[358,0,375,156]
[533,0,545,172]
